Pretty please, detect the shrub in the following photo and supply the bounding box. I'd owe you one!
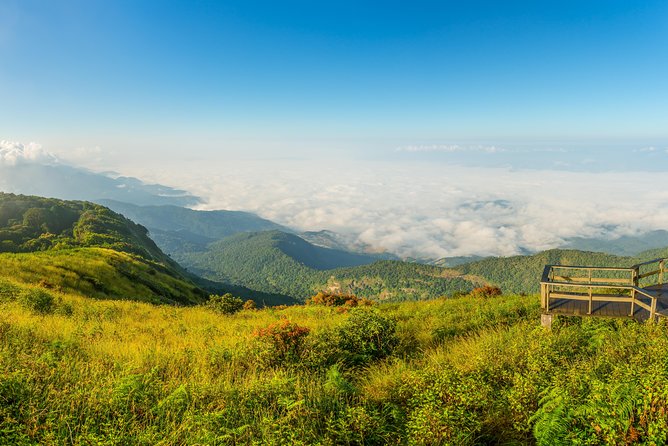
[302,310,400,370]
[207,293,244,315]
[326,406,390,445]
[470,285,502,299]
[336,310,398,366]
[19,288,55,315]
[55,298,74,317]
[254,319,311,364]
[306,291,373,307]
[242,299,257,310]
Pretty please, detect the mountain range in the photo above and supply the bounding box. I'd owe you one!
[0,161,200,207]
[3,187,668,306]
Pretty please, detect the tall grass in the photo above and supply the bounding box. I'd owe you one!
[2,280,668,444]
[0,247,203,305]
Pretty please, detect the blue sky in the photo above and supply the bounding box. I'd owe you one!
[1,0,667,163]
[2,1,668,256]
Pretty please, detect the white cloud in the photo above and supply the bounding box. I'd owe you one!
[395,144,569,154]
[396,144,505,153]
[118,158,668,259]
[4,140,668,260]
[0,140,58,165]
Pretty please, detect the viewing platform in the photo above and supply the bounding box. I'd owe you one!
[540,257,668,326]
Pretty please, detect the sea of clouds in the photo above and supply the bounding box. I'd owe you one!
[130,157,668,259]
[3,140,668,259]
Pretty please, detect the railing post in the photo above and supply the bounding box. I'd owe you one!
[540,283,545,310]
[660,260,665,285]
[632,267,639,287]
[545,283,551,313]
[630,288,636,317]
[587,269,593,314]
[650,297,657,323]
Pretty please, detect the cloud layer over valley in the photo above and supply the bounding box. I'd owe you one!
[3,141,668,260]
[125,158,668,260]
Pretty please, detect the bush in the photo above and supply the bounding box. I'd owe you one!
[19,288,55,315]
[254,319,311,364]
[207,293,244,315]
[242,299,257,310]
[306,291,374,307]
[336,310,398,366]
[470,285,502,299]
[302,309,400,370]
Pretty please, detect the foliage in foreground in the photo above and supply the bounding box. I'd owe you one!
[2,279,668,445]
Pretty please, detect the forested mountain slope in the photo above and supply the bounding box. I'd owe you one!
[98,199,289,254]
[181,230,482,301]
[0,193,206,304]
[457,247,668,294]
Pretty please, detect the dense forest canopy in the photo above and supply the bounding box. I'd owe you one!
[0,192,168,262]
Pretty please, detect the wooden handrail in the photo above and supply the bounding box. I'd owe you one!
[631,257,668,268]
[541,258,668,322]
[548,265,634,272]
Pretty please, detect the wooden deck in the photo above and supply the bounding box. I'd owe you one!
[646,283,668,299]
[547,297,668,321]
[540,259,668,323]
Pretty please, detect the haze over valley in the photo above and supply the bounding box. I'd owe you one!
[2,1,668,444]
[3,140,668,261]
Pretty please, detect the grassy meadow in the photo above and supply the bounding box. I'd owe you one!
[3,277,668,445]
[0,248,204,305]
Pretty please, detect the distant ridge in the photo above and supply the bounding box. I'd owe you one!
[562,230,668,256]
[98,200,289,256]
[457,246,668,294]
[0,163,200,206]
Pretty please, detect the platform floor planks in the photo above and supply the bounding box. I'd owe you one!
[547,285,668,321]
[547,299,641,319]
[645,284,668,298]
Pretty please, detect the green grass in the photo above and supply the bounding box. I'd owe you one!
[2,280,668,445]
[0,248,204,305]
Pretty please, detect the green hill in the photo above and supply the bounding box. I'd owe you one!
[0,192,206,304]
[322,260,485,301]
[457,246,668,294]
[0,248,204,305]
[1,193,168,260]
[181,230,481,301]
[98,200,290,255]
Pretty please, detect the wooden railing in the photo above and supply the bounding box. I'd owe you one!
[540,257,667,321]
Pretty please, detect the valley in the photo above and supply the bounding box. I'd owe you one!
[2,192,668,444]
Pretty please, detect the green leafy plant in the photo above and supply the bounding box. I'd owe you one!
[207,293,244,314]
[19,288,55,314]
